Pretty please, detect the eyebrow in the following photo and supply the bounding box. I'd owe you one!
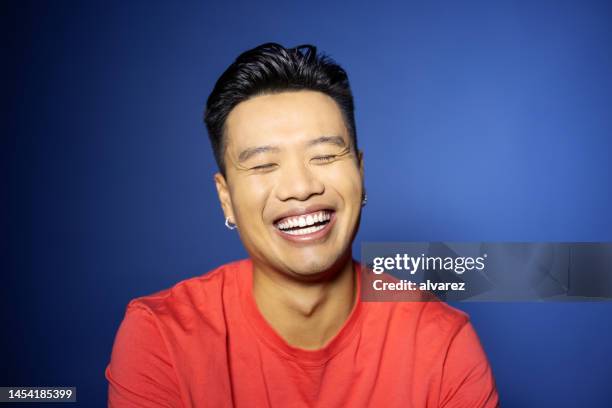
[238,145,280,162]
[306,135,346,148]
[237,135,347,163]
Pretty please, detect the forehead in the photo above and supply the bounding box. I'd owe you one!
[224,90,348,149]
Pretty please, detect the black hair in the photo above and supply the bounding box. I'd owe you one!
[204,42,357,175]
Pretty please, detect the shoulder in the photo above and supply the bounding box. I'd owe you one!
[417,300,469,334]
[366,299,470,344]
[125,259,250,327]
[105,260,250,406]
[358,265,468,338]
[413,300,470,342]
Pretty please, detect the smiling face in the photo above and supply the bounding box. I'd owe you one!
[215,90,364,280]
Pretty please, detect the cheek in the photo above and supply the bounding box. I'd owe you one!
[321,164,362,202]
[230,179,271,219]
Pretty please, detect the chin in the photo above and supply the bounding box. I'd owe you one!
[283,250,351,280]
[292,260,332,276]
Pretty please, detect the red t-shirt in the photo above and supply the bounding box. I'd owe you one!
[106,259,499,407]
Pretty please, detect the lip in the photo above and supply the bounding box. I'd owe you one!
[273,211,337,243]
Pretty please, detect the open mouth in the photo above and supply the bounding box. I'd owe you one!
[274,210,334,236]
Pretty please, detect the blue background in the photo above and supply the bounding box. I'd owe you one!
[4,1,612,406]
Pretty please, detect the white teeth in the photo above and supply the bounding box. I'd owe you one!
[275,210,332,232]
[282,224,326,235]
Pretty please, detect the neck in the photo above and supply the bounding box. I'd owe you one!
[252,256,356,350]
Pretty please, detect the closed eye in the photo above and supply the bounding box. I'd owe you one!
[311,155,337,163]
[251,163,277,172]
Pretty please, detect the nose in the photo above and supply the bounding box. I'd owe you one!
[275,160,324,202]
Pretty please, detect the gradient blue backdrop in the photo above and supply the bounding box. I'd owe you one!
[4,1,612,406]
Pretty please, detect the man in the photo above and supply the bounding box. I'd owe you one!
[106,42,499,407]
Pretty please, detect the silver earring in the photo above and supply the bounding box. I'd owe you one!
[225,217,237,230]
[361,192,367,207]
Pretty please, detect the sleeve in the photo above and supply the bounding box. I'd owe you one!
[105,304,183,408]
[439,321,500,408]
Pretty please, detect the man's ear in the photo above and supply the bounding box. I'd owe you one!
[214,172,235,223]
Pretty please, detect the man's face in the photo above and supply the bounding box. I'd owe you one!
[215,90,363,279]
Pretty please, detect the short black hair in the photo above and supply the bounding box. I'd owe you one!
[204,42,357,175]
